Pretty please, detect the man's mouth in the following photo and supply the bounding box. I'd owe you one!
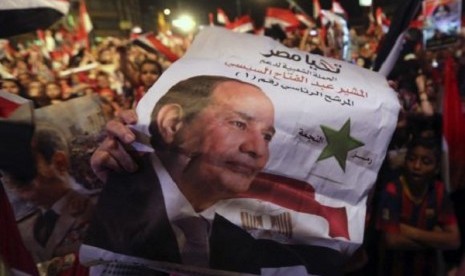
[408,173,424,181]
[225,161,257,176]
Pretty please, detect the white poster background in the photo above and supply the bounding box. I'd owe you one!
[134,27,400,254]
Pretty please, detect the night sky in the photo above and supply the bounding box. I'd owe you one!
[161,0,405,28]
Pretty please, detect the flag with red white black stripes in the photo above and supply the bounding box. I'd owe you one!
[133,33,180,63]
[373,0,423,76]
[0,0,69,38]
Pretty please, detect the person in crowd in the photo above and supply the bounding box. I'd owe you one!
[26,79,50,108]
[118,44,164,107]
[12,59,30,77]
[85,75,344,275]
[376,137,460,276]
[131,59,163,107]
[96,43,124,95]
[94,70,122,115]
[1,78,24,96]
[16,72,33,89]
[44,81,63,105]
[94,71,115,100]
[1,122,98,274]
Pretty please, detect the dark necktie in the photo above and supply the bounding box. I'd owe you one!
[173,216,210,267]
[34,209,59,247]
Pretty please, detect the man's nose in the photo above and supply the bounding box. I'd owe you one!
[239,131,268,160]
[412,159,422,169]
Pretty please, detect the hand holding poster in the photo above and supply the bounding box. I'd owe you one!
[81,27,400,275]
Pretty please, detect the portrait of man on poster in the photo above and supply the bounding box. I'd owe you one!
[84,75,344,275]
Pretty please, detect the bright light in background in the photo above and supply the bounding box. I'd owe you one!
[163,8,171,16]
[359,0,372,6]
[131,26,142,34]
[172,15,196,33]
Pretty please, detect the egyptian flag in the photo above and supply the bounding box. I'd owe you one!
[79,0,93,33]
[0,0,70,38]
[331,1,348,19]
[226,15,255,33]
[209,12,214,26]
[133,33,179,62]
[264,7,300,30]
[373,0,422,76]
[76,0,93,48]
[296,13,315,28]
[217,8,231,25]
[239,173,349,239]
[443,57,465,191]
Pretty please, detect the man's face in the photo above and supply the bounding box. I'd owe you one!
[1,80,20,95]
[140,63,160,88]
[404,146,438,186]
[1,153,61,206]
[45,83,61,99]
[27,81,43,98]
[174,81,275,197]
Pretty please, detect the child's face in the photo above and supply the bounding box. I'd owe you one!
[404,146,438,185]
[140,63,160,88]
[45,83,62,100]
[27,81,44,98]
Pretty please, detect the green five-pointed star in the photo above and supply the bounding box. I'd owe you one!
[317,119,364,172]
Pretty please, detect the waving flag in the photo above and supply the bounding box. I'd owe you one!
[79,0,92,33]
[0,0,70,38]
[133,33,179,62]
[217,8,231,25]
[373,0,423,76]
[443,57,465,191]
[264,7,300,30]
[331,1,348,19]
[226,15,255,33]
[76,0,92,48]
[296,13,315,27]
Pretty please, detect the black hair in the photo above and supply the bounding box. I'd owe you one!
[33,122,69,164]
[140,59,163,75]
[406,136,441,164]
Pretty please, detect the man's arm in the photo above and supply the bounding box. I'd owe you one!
[383,230,426,250]
[399,223,460,250]
[383,223,460,251]
[90,110,139,183]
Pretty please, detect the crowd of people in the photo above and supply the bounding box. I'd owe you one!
[1,13,465,276]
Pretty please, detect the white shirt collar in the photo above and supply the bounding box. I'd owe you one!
[39,189,72,215]
[150,153,217,221]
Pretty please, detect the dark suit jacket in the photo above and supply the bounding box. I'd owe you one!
[84,154,345,275]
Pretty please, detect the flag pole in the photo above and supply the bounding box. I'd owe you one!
[236,0,242,17]
[285,0,312,19]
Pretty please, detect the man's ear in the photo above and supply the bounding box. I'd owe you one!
[52,151,69,173]
[156,104,184,144]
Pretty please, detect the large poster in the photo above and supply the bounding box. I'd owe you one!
[81,27,400,275]
[423,0,462,49]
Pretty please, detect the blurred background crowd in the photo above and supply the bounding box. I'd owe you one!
[1,0,465,275]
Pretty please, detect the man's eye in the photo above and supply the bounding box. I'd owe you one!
[263,133,273,142]
[231,121,246,130]
[421,158,434,165]
[406,155,416,162]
